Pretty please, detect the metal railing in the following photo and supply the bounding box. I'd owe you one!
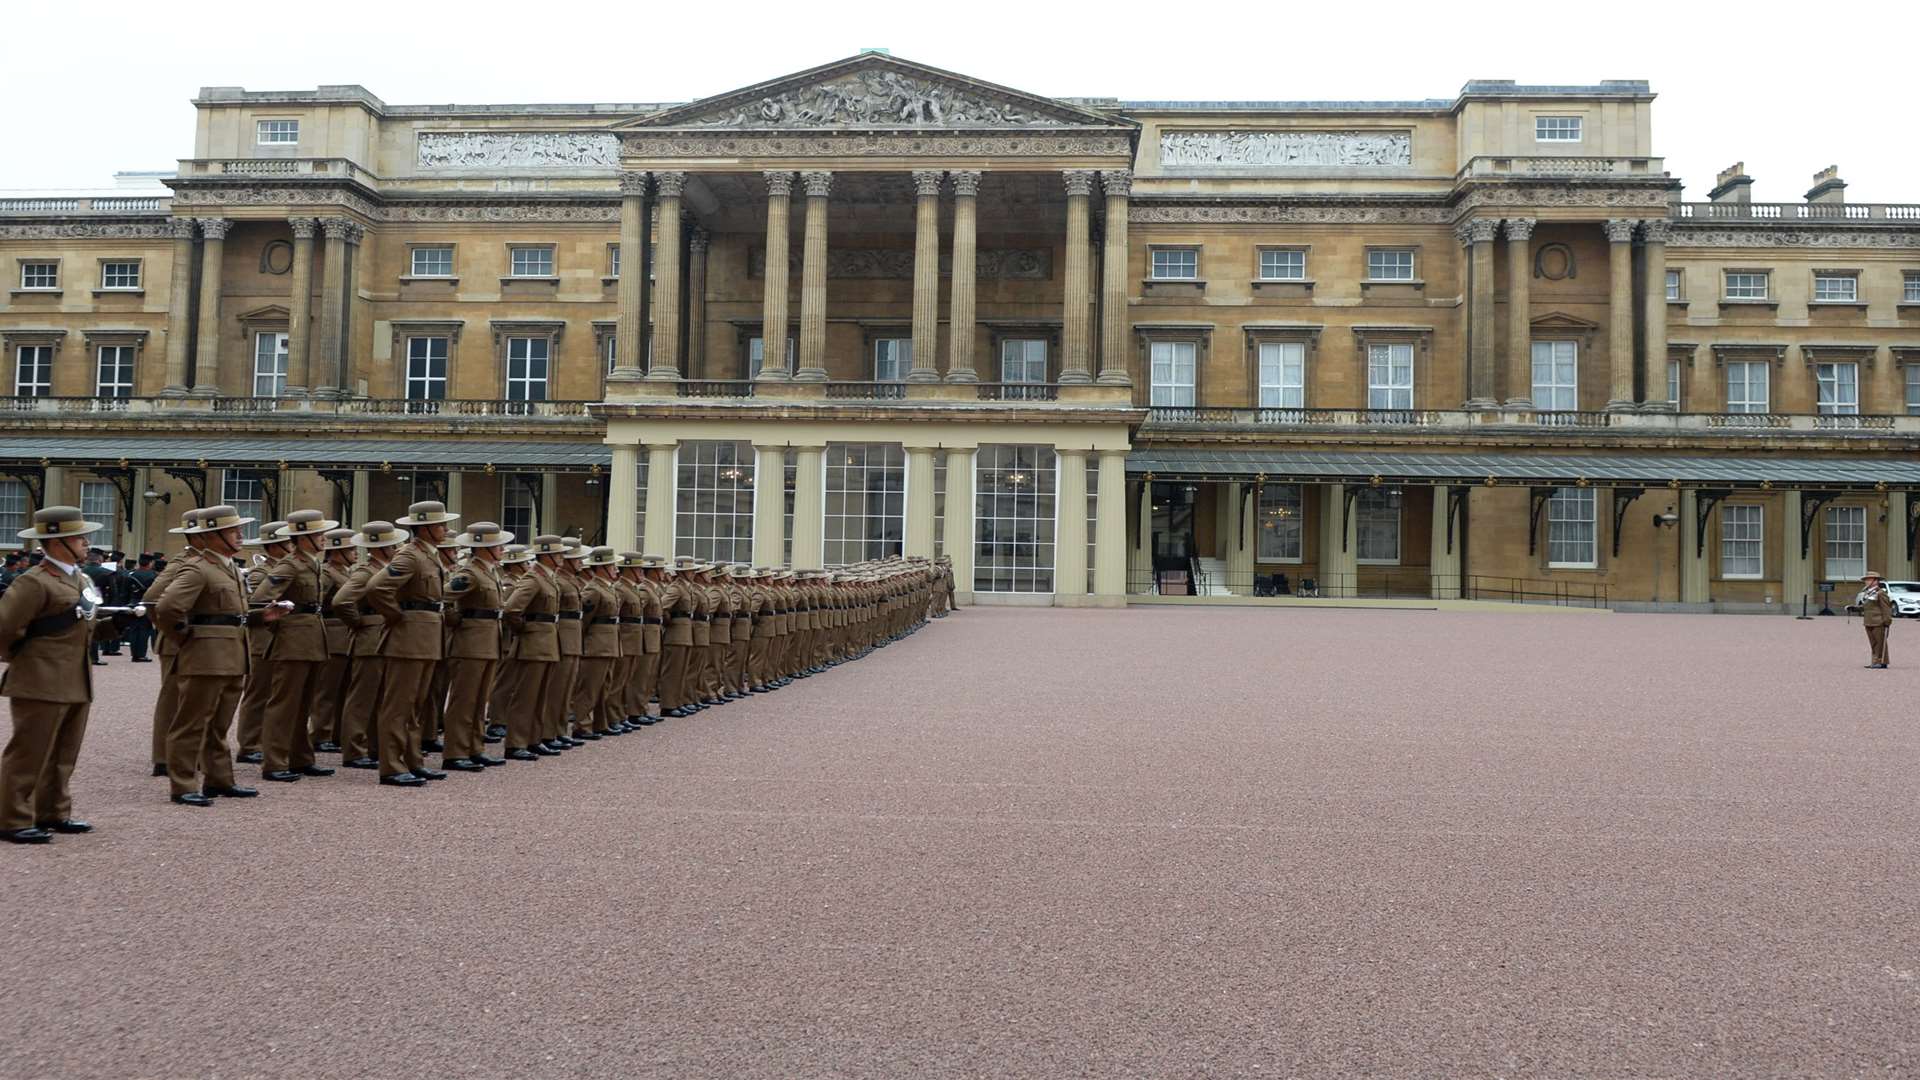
[0,395,594,418]
[1142,406,1920,435]
[977,382,1060,402]
[1675,202,1920,222]
[1129,568,1609,608]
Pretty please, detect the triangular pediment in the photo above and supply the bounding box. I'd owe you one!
[1530,311,1601,335]
[621,53,1128,131]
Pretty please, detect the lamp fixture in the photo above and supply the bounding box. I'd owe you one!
[142,486,169,507]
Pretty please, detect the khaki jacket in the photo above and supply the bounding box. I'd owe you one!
[502,563,560,662]
[0,562,95,703]
[332,562,385,659]
[690,581,713,647]
[663,581,695,647]
[243,564,273,660]
[614,578,645,658]
[581,576,621,658]
[446,561,505,661]
[146,550,200,659]
[251,550,328,663]
[154,554,253,678]
[639,579,665,653]
[729,584,754,642]
[320,560,353,656]
[364,539,447,661]
[1859,586,1895,628]
[554,571,584,657]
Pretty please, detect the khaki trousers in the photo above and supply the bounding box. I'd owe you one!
[1867,624,1891,666]
[262,658,322,774]
[426,657,450,741]
[375,659,432,779]
[167,675,240,798]
[658,644,692,711]
[634,650,661,717]
[0,698,89,829]
[150,650,178,767]
[505,659,552,751]
[235,659,269,755]
[571,657,615,735]
[731,640,750,691]
[609,652,635,721]
[309,654,350,747]
[339,657,384,762]
[442,657,497,762]
[748,638,772,688]
[489,661,519,731]
[550,655,580,740]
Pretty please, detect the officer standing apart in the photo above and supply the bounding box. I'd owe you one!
[363,501,457,787]
[1857,570,1894,669]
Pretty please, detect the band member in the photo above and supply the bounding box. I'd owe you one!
[1857,570,1894,669]
[363,501,458,787]
[443,521,512,770]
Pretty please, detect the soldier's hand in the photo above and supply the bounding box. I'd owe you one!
[262,601,292,623]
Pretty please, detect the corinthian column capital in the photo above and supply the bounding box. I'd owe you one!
[763,170,795,197]
[1456,217,1499,246]
[320,217,353,241]
[653,171,686,199]
[1640,219,1672,244]
[197,217,231,241]
[1503,217,1536,242]
[1063,170,1097,198]
[288,217,319,239]
[949,170,981,198]
[689,225,710,254]
[1603,218,1637,243]
[800,170,833,198]
[911,170,944,197]
[619,171,650,197]
[1100,170,1132,197]
[168,217,197,240]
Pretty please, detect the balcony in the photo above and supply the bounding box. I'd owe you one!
[0,195,170,216]
[1674,202,1920,223]
[1457,155,1666,180]
[176,157,382,188]
[0,395,594,422]
[1141,406,1920,436]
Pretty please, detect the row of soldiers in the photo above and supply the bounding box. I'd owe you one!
[138,501,956,801]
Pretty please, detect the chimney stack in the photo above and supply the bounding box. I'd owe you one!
[1806,165,1846,205]
[1708,162,1752,204]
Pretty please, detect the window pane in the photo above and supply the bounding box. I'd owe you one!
[0,480,26,542]
[1257,342,1305,408]
[1148,341,1195,407]
[973,444,1056,593]
[1151,249,1197,280]
[1366,343,1414,409]
[1367,250,1414,281]
[1720,505,1763,578]
[1258,249,1304,280]
[1531,340,1578,411]
[823,443,906,566]
[673,441,755,564]
[1256,483,1303,561]
[1823,506,1866,580]
[1356,489,1401,564]
[1546,488,1596,568]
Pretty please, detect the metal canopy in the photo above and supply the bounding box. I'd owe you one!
[0,436,612,472]
[1125,448,1920,491]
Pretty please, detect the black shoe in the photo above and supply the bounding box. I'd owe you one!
[298,765,335,777]
[35,818,92,834]
[559,736,585,748]
[131,656,154,662]
[204,785,258,798]
[263,770,303,782]
[170,793,215,808]
[420,739,445,753]
[506,748,540,761]
[414,767,447,781]
[2,826,53,843]
[445,758,485,772]
[90,660,108,667]
[379,773,426,787]
[236,751,264,765]
[485,724,507,741]
[150,762,168,777]
[342,756,378,770]
[315,741,341,753]
[577,732,603,741]
[531,744,561,757]
[473,753,506,767]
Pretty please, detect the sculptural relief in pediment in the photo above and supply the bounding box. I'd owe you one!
[690,70,1067,129]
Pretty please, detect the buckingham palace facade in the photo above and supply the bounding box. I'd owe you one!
[1,52,1917,609]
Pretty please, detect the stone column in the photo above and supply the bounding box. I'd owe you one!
[160,218,196,396]
[1429,485,1461,599]
[1459,218,1498,409]
[606,443,640,550]
[1640,219,1670,411]
[1060,171,1097,384]
[757,172,794,381]
[1093,449,1128,601]
[540,473,561,537]
[350,469,370,526]
[687,226,710,379]
[446,473,464,519]
[642,443,676,555]
[284,217,317,398]
[189,217,230,397]
[314,217,352,399]
[1321,483,1358,597]
[1887,492,1915,582]
[41,467,66,512]
[1129,479,1151,592]
[1781,490,1813,613]
[646,172,686,381]
[752,445,788,566]
[611,171,650,382]
[943,447,974,602]
[1224,482,1254,595]
[1503,218,1535,409]
[794,171,832,382]
[1054,449,1088,598]
[1604,218,1638,411]
[903,446,937,556]
[1097,171,1132,385]
[1678,489,1709,604]
[790,445,826,566]
[945,171,980,382]
[908,171,943,382]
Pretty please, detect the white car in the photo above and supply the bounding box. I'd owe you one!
[1888,581,1920,618]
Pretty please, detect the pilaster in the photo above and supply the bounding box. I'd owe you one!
[642,443,676,555]
[1640,219,1671,411]
[752,445,788,566]
[904,445,938,556]
[1781,489,1813,612]
[1886,492,1914,582]
[943,447,974,603]
[1092,450,1128,602]
[607,443,640,550]
[611,170,650,382]
[688,226,710,378]
[1321,483,1358,597]
[789,445,826,566]
[1224,482,1253,595]
[313,217,352,400]
[1429,485,1461,600]
[1054,449,1088,597]
[284,218,317,398]
[1678,488,1709,603]
[1459,217,1498,409]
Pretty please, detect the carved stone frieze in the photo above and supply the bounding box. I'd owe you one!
[1454,183,1675,213]
[169,218,197,240]
[417,131,620,169]
[749,247,1051,280]
[0,222,177,241]
[679,70,1069,129]
[620,132,1133,159]
[1128,202,1451,225]
[1640,219,1672,244]
[382,203,619,223]
[1160,130,1412,168]
[1666,226,1920,249]
[169,186,381,220]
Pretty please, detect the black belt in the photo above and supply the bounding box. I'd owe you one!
[521,612,558,623]
[189,614,244,627]
[557,611,582,620]
[290,602,323,614]
[642,616,663,625]
[14,610,80,651]
[691,613,710,621]
[590,616,620,625]
[464,609,503,620]
[401,600,443,612]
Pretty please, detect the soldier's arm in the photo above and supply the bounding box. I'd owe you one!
[0,573,50,656]
[249,558,295,605]
[330,569,368,620]
[500,570,539,625]
[152,565,209,644]
[362,550,413,624]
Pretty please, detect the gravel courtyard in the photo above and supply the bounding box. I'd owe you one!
[1,605,1915,1078]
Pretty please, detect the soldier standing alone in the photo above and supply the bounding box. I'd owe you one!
[1858,570,1894,669]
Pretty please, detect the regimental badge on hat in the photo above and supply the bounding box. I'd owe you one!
[186,505,258,535]
[240,521,289,549]
[322,527,358,552]
[455,521,514,548]
[279,509,341,537]
[18,505,103,541]
[498,543,534,565]
[396,500,460,526]
[585,545,620,566]
[166,508,203,536]
[529,534,570,556]
[636,553,671,571]
[616,551,646,569]
[352,521,410,549]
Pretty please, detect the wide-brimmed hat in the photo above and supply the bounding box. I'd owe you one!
[18,506,103,541]
[726,564,757,578]
[396,500,460,526]
[185,505,257,535]
[435,535,463,550]
[563,540,592,561]
[616,551,647,569]
[456,521,514,548]
[166,508,203,536]
[1864,570,1883,580]
[322,527,358,552]
[241,521,290,548]
[498,544,533,565]
[280,509,340,536]
[352,521,409,549]
[529,534,570,556]
[585,545,619,567]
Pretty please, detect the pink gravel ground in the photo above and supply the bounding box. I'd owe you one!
[1,606,1916,1078]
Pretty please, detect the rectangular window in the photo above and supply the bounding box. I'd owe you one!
[1724,272,1769,301]
[1720,505,1763,579]
[603,333,617,374]
[1150,248,1198,280]
[1813,274,1858,303]
[14,345,52,397]
[1546,488,1597,569]
[674,440,755,564]
[1824,506,1867,581]
[95,345,134,398]
[501,474,536,543]
[1148,341,1196,407]
[1000,338,1048,384]
[19,262,57,290]
[1355,489,1401,565]
[747,336,794,377]
[101,261,140,290]
[1535,116,1583,142]
[1725,361,1770,413]
[410,247,453,277]
[79,481,118,551]
[823,442,906,567]
[252,331,288,398]
[1366,343,1414,410]
[1257,341,1305,408]
[1366,249,1415,281]
[509,247,554,277]
[405,337,448,402]
[1665,270,1682,301]
[505,337,549,401]
[256,119,299,144]
[1530,340,1579,411]
[1667,360,1681,410]
[0,480,25,546]
[1906,272,1920,304]
[222,473,265,542]
[609,245,621,279]
[1815,362,1859,415]
[1257,248,1305,281]
[973,444,1056,594]
[873,339,912,382]
[1256,484,1303,562]
[1907,365,1920,416]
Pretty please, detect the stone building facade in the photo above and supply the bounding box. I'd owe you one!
[1,53,1916,609]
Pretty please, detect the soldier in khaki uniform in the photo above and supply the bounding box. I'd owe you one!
[331,522,404,770]
[154,506,284,806]
[487,545,529,742]
[423,534,463,754]
[251,509,340,783]
[0,508,112,843]
[1858,570,1895,669]
[572,547,623,738]
[547,542,587,750]
[232,520,289,764]
[363,501,458,787]
[310,527,358,753]
[443,521,512,770]
[631,555,671,724]
[726,565,756,697]
[657,559,698,718]
[746,567,778,693]
[608,553,647,734]
[501,536,564,759]
[148,509,204,777]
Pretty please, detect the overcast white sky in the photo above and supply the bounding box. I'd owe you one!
[2,0,1911,203]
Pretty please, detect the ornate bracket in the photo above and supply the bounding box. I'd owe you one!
[1611,487,1645,558]
[1446,486,1467,555]
[1800,490,1841,560]
[0,467,44,511]
[1693,489,1732,559]
[1527,487,1553,557]
[92,467,139,528]
[162,467,207,508]
[256,470,281,522]
[317,470,356,522]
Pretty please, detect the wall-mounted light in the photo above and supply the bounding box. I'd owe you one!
[142,486,169,507]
